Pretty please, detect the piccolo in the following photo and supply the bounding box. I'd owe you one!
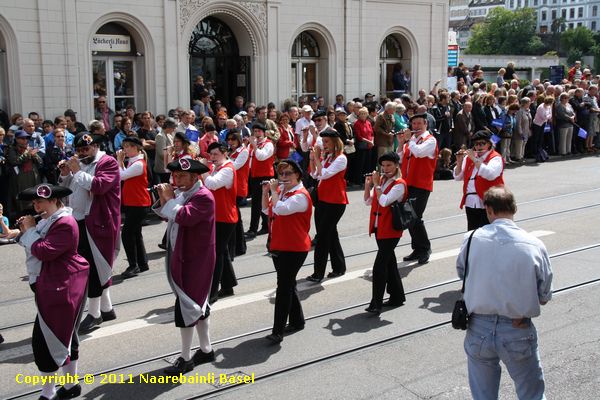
[147,184,171,192]
[17,211,47,223]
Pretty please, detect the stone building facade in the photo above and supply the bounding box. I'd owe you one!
[0,0,448,122]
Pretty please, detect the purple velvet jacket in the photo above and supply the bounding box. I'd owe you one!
[170,186,216,310]
[31,217,89,355]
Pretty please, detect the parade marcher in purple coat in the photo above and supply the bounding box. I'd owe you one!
[153,158,217,375]
[58,133,121,334]
[17,184,89,400]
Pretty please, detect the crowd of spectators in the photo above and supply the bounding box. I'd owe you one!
[0,63,598,226]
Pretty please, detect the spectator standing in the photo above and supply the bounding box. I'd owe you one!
[457,187,552,400]
[7,130,43,219]
[513,97,532,162]
[94,96,115,131]
[555,93,576,156]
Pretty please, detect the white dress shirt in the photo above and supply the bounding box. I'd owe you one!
[311,154,347,180]
[295,117,315,136]
[406,131,437,159]
[262,183,309,216]
[364,177,405,228]
[120,154,145,181]
[250,139,274,163]
[456,219,553,319]
[59,151,106,220]
[203,161,234,190]
[453,150,503,208]
[231,147,249,170]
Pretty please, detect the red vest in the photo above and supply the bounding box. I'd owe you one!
[122,159,151,207]
[459,150,505,209]
[269,187,313,252]
[368,177,407,239]
[230,147,250,197]
[209,161,238,223]
[250,139,275,178]
[317,154,349,204]
[400,133,438,192]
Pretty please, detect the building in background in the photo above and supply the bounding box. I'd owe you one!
[0,0,448,123]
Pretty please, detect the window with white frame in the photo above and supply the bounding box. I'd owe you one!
[290,32,319,102]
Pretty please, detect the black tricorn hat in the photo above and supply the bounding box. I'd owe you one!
[121,136,143,147]
[378,151,400,164]
[276,158,304,176]
[166,158,209,174]
[319,127,340,138]
[471,130,492,143]
[174,131,191,144]
[74,132,103,148]
[18,184,72,201]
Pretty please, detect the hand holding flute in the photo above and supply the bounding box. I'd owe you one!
[17,212,46,232]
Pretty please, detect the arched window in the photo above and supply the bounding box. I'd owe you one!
[379,34,411,98]
[188,17,239,56]
[291,32,320,101]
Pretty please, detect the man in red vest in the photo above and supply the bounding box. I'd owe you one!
[454,130,504,230]
[245,123,275,239]
[399,114,438,265]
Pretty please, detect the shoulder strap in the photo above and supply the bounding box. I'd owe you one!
[461,228,478,294]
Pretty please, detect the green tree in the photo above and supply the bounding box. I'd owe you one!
[465,8,542,55]
[567,48,584,65]
[560,26,595,54]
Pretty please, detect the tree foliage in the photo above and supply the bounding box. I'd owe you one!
[465,8,542,55]
[560,26,595,54]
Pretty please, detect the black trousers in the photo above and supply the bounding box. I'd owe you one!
[370,236,405,309]
[77,219,106,298]
[312,201,346,278]
[249,177,270,232]
[272,251,308,335]
[407,186,431,255]
[228,196,247,259]
[465,207,489,231]
[210,222,237,300]
[122,206,148,269]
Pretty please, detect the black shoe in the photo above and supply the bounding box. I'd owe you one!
[138,265,149,272]
[382,299,405,308]
[284,324,305,333]
[403,251,419,261]
[209,296,218,304]
[418,250,431,265]
[0,333,4,344]
[244,230,257,239]
[56,383,81,399]
[327,271,345,278]
[364,306,381,315]
[121,266,140,279]
[158,243,167,250]
[256,228,269,236]
[192,349,215,366]
[306,275,323,283]
[78,314,103,334]
[217,288,234,298]
[265,333,283,343]
[100,309,117,322]
[163,357,194,375]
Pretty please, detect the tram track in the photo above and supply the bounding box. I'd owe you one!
[4,242,600,400]
[1,200,599,332]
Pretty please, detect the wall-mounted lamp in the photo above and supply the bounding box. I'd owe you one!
[0,49,6,54]
[135,52,144,57]
[92,51,98,56]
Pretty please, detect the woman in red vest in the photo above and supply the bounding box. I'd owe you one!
[306,128,348,282]
[262,159,312,343]
[454,130,504,230]
[203,142,238,302]
[226,130,249,257]
[275,111,296,160]
[117,137,152,279]
[363,152,407,315]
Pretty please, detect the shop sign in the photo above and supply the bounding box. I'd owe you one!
[91,35,131,53]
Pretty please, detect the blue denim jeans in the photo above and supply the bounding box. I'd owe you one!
[464,314,546,400]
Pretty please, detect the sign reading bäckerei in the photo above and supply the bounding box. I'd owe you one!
[91,34,131,53]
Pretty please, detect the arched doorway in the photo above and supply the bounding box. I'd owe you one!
[188,17,250,110]
[91,22,146,114]
[290,32,320,102]
[379,34,412,99]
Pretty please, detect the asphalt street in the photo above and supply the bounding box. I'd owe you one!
[1,153,599,400]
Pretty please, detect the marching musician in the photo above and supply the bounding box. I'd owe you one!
[306,128,348,282]
[153,158,216,375]
[203,142,238,302]
[454,130,505,230]
[58,132,120,333]
[226,130,249,257]
[363,152,407,315]
[17,184,89,400]
[262,159,312,343]
[398,114,438,265]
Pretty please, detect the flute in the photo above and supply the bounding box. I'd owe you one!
[16,211,47,224]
